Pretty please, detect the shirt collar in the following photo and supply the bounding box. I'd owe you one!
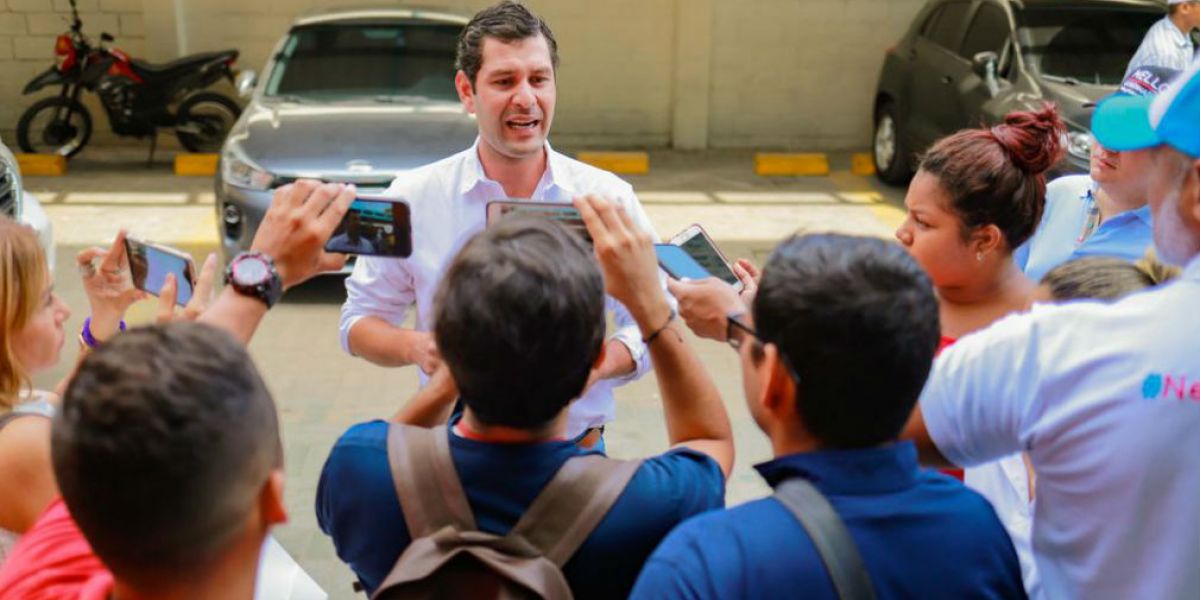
[1083,184,1152,225]
[754,440,921,496]
[458,137,574,198]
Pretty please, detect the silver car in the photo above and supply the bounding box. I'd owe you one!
[1,138,55,268]
[215,7,477,264]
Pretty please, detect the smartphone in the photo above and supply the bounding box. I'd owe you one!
[485,200,592,246]
[124,237,196,306]
[655,243,713,281]
[670,224,743,292]
[325,196,412,258]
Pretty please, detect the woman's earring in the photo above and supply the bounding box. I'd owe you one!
[976,252,985,262]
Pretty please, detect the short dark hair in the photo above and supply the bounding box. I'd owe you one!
[920,104,1066,250]
[752,234,940,449]
[435,217,604,429]
[53,323,281,582]
[456,1,559,85]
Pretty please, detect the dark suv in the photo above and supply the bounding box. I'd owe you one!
[872,0,1164,184]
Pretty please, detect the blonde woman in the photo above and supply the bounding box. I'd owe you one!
[0,218,214,564]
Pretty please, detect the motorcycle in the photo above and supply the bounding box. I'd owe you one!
[17,0,242,158]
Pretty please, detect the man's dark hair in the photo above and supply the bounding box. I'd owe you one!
[456,0,559,85]
[435,217,604,429]
[752,234,940,449]
[52,322,281,583]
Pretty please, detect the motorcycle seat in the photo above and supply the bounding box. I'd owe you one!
[130,49,238,82]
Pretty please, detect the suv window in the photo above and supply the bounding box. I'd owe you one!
[1018,7,1161,85]
[927,1,972,51]
[961,3,1010,59]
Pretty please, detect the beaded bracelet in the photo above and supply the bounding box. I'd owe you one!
[81,317,126,349]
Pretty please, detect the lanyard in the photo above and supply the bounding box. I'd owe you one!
[1077,189,1100,244]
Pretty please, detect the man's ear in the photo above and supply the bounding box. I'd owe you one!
[455,71,476,114]
[260,469,288,527]
[760,344,797,419]
[1187,157,1200,226]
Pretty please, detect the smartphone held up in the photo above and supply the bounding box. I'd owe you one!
[124,237,196,306]
[324,196,413,258]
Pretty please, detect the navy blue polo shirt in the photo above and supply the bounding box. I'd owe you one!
[630,442,1026,599]
[316,419,724,598]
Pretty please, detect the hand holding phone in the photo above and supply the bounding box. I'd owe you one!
[324,196,412,257]
[670,224,743,292]
[124,237,197,306]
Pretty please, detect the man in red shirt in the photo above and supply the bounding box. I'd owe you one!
[0,180,355,600]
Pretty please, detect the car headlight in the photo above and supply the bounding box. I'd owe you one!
[1065,131,1092,161]
[222,145,274,190]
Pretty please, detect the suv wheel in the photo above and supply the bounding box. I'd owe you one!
[874,102,912,185]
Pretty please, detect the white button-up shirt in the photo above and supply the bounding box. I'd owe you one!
[1125,16,1197,80]
[339,140,654,438]
[920,255,1200,599]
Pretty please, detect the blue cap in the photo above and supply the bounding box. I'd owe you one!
[1092,59,1200,157]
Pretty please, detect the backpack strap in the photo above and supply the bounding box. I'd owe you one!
[773,478,877,600]
[511,454,642,566]
[386,424,476,537]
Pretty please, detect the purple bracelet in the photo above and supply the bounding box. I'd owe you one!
[81,317,126,349]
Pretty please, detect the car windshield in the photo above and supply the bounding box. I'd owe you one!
[1017,7,1161,86]
[265,21,461,102]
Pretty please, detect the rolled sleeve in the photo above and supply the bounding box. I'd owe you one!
[339,256,416,355]
[920,312,1042,467]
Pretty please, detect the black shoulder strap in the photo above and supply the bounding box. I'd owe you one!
[774,478,877,600]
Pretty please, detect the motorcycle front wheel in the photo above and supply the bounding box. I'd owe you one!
[175,92,241,153]
[17,96,93,157]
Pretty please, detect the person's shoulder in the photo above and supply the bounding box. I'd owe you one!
[550,151,636,196]
[385,146,475,195]
[636,448,725,492]
[609,448,725,520]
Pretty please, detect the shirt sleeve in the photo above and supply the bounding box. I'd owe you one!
[919,312,1045,468]
[339,255,416,355]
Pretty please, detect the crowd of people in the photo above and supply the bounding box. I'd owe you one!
[0,1,1198,599]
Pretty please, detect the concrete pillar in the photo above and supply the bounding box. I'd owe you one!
[670,0,713,150]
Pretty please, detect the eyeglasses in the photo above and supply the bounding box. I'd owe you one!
[726,312,802,384]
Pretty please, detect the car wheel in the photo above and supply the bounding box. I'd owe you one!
[874,102,912,186]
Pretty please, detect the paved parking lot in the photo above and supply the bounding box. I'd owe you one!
[28,147,907,598]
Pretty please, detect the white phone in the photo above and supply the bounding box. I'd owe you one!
[669,224,743,292]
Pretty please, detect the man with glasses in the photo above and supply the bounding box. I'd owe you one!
[630,234,1025,599]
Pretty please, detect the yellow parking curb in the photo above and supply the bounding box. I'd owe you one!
[175,153,219,176]
[851,153,876,176]
[15,154,66,176]
[577,151,649,175]
[755,153,830,177]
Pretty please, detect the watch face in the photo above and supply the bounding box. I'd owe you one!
[233,256,269,284]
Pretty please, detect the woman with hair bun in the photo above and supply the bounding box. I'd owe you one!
[896,103,1065,600]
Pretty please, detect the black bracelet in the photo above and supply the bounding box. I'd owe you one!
[641,307,678,344]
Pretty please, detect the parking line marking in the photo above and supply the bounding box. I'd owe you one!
[577,152,650,175]
[44,206,218,247]
[851,153,876,176]
[15,154,67,176]
[175,154,220,176]
[754,153,830,177]
[61,192,190,205]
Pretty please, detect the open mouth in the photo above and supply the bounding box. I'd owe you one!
[505,117,541,130]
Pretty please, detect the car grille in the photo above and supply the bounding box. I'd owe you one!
[0,158,16,219]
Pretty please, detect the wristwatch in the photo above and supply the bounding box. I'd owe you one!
[225,251,283,308]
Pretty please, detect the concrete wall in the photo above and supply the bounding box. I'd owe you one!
[0,0,928,152]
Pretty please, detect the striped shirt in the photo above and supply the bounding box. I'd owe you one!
[1124,16,1197,80]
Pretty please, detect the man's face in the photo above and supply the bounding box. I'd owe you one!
[1090,141,1152,199]
[1180,2,1200,30]
[1145,146,1200,265]
[457,34,556,163]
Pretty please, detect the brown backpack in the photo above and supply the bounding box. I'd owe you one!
[372,424,642,600]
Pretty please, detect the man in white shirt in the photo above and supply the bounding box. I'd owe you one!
[1124,0,1200,80]
[339,1,654,445]
[905,58,1200,599]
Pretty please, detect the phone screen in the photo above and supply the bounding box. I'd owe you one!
[655,244,712,280]
[486,201,592,246]
[325,198,412,257]
[678,231,739,286]
[126,240,194,306]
